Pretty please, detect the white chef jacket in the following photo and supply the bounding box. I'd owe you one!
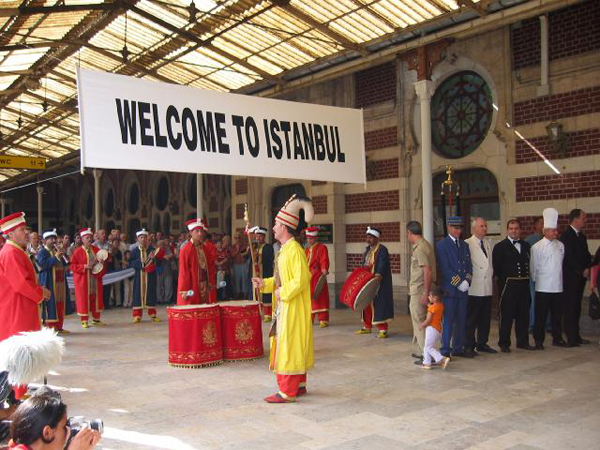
[530,237,564,293]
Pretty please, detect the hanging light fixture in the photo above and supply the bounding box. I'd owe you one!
[187,1,198,23]
[121,10,129,62]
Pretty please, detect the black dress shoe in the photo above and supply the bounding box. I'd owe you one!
[566,342,580,348]
[477,345,498,354]
[516,344,536,351]
[534,344,544,350]
[500,346,511,353]
[411,353,423,359]
[578,338,590,345]
[452,351,473,358]
[552,340,568,347]
[464,349,478,358]
[413,359,424,365]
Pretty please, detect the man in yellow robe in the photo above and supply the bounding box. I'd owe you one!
[253,195,314,403]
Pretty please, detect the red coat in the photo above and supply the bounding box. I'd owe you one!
[305,242,330,313]
[70,245,106,316]
[0,240,43,341]
[177,241,214,305]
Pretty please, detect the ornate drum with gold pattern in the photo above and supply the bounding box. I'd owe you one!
[311,272,327,300]
[340,268,381,312]
[218,300,264,362]
[167,304,223,368]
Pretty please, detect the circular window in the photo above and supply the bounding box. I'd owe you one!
[431,71,493,159]
[104,188,115,217]
[155,176,169,211]
[84,192,93,220]
[127,183,139,215]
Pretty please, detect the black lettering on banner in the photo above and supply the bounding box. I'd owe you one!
[326,126,336,162]
[166,105,182,150]
[197,111,216,153]
[181,108,198,151]
[270,120,283,159]
[152,104,167,147]
[335,126,345,162]
[314,124,326,161]
[138,102,154,146]
[245,116,259,158]
[115,99,137,144]
[232,115,245,155]
[280,121,292,159]
[263,119,272,157]
[292,122,304,160]
[215,113,229,154]
[302,123,315,160]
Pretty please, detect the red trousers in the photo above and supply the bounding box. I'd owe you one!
[262,304,272,317]
[276,373,307,399]
[362,305,388,331]
[133,308,157,318]
[80,296,101,322]
[312,311,329,322]
[46,301,65,331]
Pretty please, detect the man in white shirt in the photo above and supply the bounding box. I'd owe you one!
[531,208,566,349]
[464,217,496,356]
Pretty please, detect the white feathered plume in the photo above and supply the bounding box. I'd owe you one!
[0,328,65,385]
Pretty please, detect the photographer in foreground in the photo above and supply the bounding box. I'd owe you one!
[6,388,101,450]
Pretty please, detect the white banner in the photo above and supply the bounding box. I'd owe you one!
[77,68,366,184]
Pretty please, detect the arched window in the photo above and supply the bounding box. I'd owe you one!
[127,182,140,215]
[155,176,169,211]
[270,184,307,230]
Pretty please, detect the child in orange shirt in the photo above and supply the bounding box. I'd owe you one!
[419,289,450,369]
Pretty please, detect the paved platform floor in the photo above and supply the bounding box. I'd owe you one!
[43,306,600,450]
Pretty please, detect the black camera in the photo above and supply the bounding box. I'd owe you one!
[67,416,104,438]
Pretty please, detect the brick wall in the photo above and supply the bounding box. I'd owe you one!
[512,0,600,70]
[347,252,401,274]
[355,62,396,108]
[346,222,400,242]
[364,127,398,151]
[235,178,248,195]
[516,128,600,163]
[313,195,327,215]
[345,190,399,213]
[517,213,600,240]
[516,170,600,202]
[367,158,399,181]
[513,86,600,126]
[235,203,244,219]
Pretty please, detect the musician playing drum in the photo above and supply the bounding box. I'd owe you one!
[355,227,394,339]
[177,219,214,305]
[70,227,106,328]
[129,229,164,323]
[305,226,330,328]
[36,229,70,334]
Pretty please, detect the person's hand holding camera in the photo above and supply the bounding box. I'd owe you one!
[66,425,101,450]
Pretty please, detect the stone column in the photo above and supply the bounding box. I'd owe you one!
[93,169,102,231]
[196,173,203,219]
[414,80,435,244]
[36,186,44,233]
[538,15,550,96]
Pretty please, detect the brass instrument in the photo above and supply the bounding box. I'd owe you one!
[92,249,108,274]
[54,244,69,265]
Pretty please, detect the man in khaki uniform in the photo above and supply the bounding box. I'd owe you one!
[406,221,436,362]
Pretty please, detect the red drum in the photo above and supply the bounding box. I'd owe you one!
[340,268,381,312]
[218,300,264,362]
[311,272,327,300]
[167,304,223,368]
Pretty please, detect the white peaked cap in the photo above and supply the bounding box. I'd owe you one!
[543,208,559,229]
[136,229,149,237]
[43,229,58,239]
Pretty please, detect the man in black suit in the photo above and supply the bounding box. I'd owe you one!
[560,209,592,347]
[492,219,535,352]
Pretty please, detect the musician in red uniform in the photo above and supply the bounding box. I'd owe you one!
[177,219,214,305]
[0,212,50,342]
[70,227,106,328]
[305,227,330,327]
[0,212,50,400]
